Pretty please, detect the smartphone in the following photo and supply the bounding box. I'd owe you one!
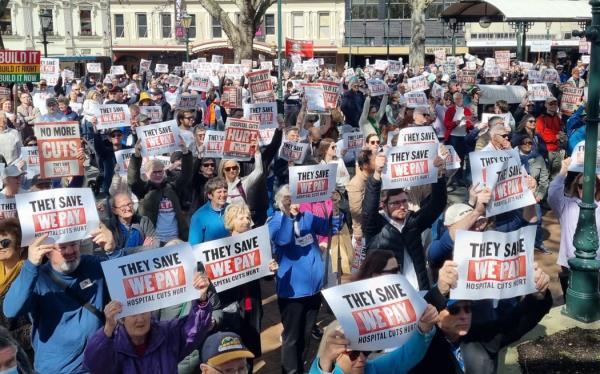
[197,262,206,274]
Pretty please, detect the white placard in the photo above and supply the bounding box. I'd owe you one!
[406,92,428,108]
[343,132,364,152]
[527,70,542,83]
[176,94,200,111]
[243,102,277,128]
[396,126,438,146]
[541,68,560,85]
[477,85,527,105]
[382,143,439,190]
[139,106,163,124]
[110,65,125,75]
[289,163,337,204]
[16,188,100,246]
[374,59,388,71]
[527,83,552,101]
[202,130,225,159]
[387,60,402,75]
[86,63,102,74]
[140,59,152,72]
[114,148,135,177]
[0,197,16,219]
[321,274,427,350]
[530,40,552,53]
[568,140,600,173]
[101,243,199,317]
[211,55,224,64]
[469,150,536,217]
[304,84,326,113]
[40,58,60,75]
[189,73,212,92]
[35,121,83,179]
[135,120,180,157]
[407,75,429,92]
[444,145,461,170]
[451,227,537,300]
[279,141,308,164]
[367,79,387,97]
[192,225,273,292]
[96,104,131,130]
[19,146,40,178]
[155,64,169,73]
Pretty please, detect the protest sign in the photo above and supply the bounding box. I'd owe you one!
[530,40,551,53]
[246,69,275,103]
[579,39,590,54]
[0,51,40,83]
[86,63,102,74]
[477,85,527,105]
[102,243,199,317]
[444,145,461,170]
[480,113,511,126]
[434,49,446,65]
[279,142,308,164]
[431,83,446,99]
[243,102,277,128]
[321,274,427,350]
[192,225,273,292]
[319,80,340,109]
[0,87,9,101]
[260,61,273,71]
[167,74,182,87]
[406,75,429,92]
[527,83,552,101]
[222,86,243,109]
[485,57,496,67]
[344,68,356,78]
[224,64,244,79]
[136,120,180,157]
[519,61,533,70]
[466,61,477,70]
[484,65,501,78]
[0,196,16,219]
[451,227,537,300]
[139,106,163,124]
[494,50,510,70]
[395,127,438,146]
[289,163,337,204]
[541,68,560,85]
[406,92,428,108]
[223,118,260,160]
[560,87,584,114]
[176,94,200,111]
[155,64,169,73]
[457,70,476,89]
[343,132,364,153]
[469,150,536,217]
[387,60,402,75]
[114,148,135,177]
[189,73,212,92]
[527,70,542,83]
[19,146,40,178]
[201,130,225,158]
[367,79,388,97]
[40,57,59,75]
[374,59,388,71]
[582,55,591,64]
[16,188,100,246]
[140,59,152,72]
[211,55,224,64]
[96,104,131,130]
[110,65,125,75]
[568,140,600,174]
[382,143,439,190]
[443,62,457,76]
[303,83,326,113]
[34,121,83,179]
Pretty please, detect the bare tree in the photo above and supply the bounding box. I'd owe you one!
[408,0,435,69]
[197,0,276,62]
[0,0,9,49]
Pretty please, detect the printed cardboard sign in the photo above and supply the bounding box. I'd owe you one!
[139,106,163,124]
[246,69,275,103]
[0,196,16,219]
[96,104,131,130]
[136,120,180,157]
[191,225,273,292]
[289,163,337,204]
[319,80,340,109]
[201,130,225,159]
[155,64,169,73]
[407,76,429,92]
[367,79,388,96]
[451,227,537,300]
[110,65,125,75]
[444,145,461,170]
[114,148,135,177]
[406,92,428,108]
[189,73,212,92]
[303,83,326,113]
[140,59,152,72]
[19,146,40,178]
[494,50,510,70]
[321,274,427,350]
[568,140,600,174]
[101,243,199,317]
[86,63,102,73]
[279,141,308,164]
[16,188,100,246]
[382,143,439,190]
[395,126,438,146]
[243,102,277,128]
[527,84,552,101]
[34,121,84,178]
[343,132,364,152]
[560,87,584,113]
[222,86,243,109]
[223,118,260,160]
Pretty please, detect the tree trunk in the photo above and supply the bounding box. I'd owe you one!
[409,0,428,69]
[232,21,255,63]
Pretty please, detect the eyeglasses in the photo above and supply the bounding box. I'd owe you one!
[369,140,380,145]
[527,119,536,123]
[330,145,337,150]
[0,239,12,249]
[498,134,510,139]
[387,199,407,207]
[522,141,533,145]
[345,351,372,360]
[380,267,400,275]
[205,364,249,374]
[224,166,239,172]
[423,113,431,117]
[184,116,194,120]
[151,170,164,175]
[202,163,215,168]
[111,133,123,138]
[114,202,133,211]
[447,304,472,315]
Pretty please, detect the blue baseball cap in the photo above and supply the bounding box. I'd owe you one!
[201,332,254,366]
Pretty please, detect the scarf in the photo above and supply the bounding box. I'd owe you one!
[367,117,382,140]
[0,260,23,297]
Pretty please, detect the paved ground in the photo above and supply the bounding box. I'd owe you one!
[252,187,565,373]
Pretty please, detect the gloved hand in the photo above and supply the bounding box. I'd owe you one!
[331,212,345,235]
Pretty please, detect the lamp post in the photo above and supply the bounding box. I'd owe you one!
[181,14,192,62]
[564,0,600,323]
[38,9,52,57]
[545,21,552,60]
[447,17,462,57]
[277,0,283,100]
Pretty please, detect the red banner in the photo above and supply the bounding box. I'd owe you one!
[285,38,314,58]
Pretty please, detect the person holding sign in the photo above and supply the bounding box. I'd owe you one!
[83,271,212,374]
[269,185,344,374]
[444,93,472,185]
[363,151,447,291]
[359,91,388,142]
[3,225,116,374]
[217,139,263,205]
[128,138,192,243]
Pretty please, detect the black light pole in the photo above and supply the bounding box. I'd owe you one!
[38,10,52,57]
[386,0,390,60]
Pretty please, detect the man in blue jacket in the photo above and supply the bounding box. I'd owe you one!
[3,226,115,374]
[189,177,230,245]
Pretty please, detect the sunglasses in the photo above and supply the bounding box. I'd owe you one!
[184,116,194,120]
[498,134,510,139]
[345,351,372,360]
[0,239,12,249]
[447,304,472,315]
[522,141,533,145]
[224,166,239,172]
[380,267,400,275]
[423,113,431,117]
[527,119,536,123]
[369,140,380,145]
[202,163,215,168]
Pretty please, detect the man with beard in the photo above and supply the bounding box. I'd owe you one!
[3,226,115,374]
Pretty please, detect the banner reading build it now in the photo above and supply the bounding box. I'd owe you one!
[0,50,41,83]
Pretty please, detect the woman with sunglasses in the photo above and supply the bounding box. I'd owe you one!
[0,219,32,361]
[511,114,548,161]
[217,139,263,206]
[359,90,388,142]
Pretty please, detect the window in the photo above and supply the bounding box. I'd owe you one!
[114,14,124,38]
[0,12,11,35]
[188,14,196,39]
[40,9,54,34]
[351,0,379,20]
[318,12,330,39]
[161,13,171,38]
[292,12,304,39]
[137,13,148,38]
[388,0,410,19]
[425,1,444,19]
[212,16,222,38]
[265,14,275,35]
[80,9,92,35]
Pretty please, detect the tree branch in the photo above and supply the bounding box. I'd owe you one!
[254,0,276,27]
[197,0,240,41]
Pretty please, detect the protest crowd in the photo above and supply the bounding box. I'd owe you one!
[1,48,595,374]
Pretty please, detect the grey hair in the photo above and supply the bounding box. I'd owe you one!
[452,92,463,100]
[109,190,132,209]
[143,158,165,175]
[274,185,291,211]
[205,177,228,197]
[488,116,506,136]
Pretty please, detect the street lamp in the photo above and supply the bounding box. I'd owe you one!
[181,14,192,62]
[447,18,462,56]
[38,9,52,57]
[545,21,552,60]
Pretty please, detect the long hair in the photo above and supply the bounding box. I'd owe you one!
[352,249,395,281]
